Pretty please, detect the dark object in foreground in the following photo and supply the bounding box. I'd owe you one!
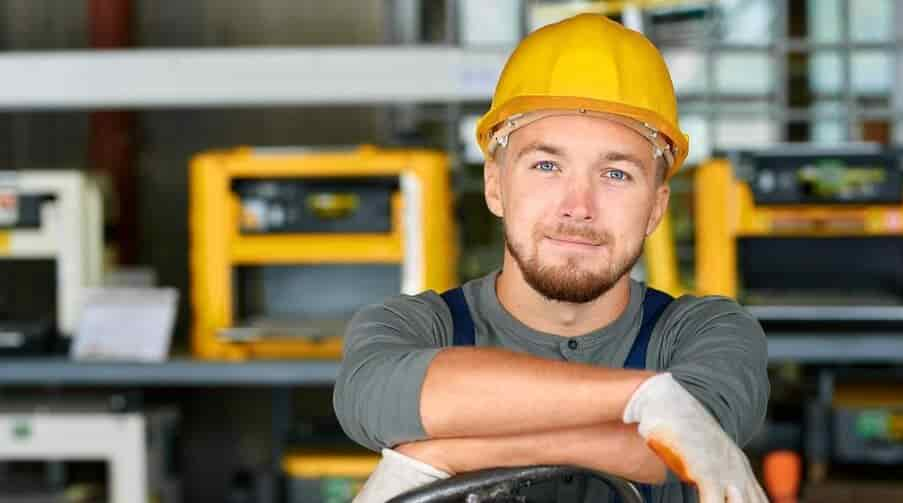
[388,466,643,503]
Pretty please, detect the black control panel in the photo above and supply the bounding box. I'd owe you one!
[231,177,399,234]
[734,152,902,205]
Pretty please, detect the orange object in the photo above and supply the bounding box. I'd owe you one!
[647,438,693,484]
[763,450,801,503]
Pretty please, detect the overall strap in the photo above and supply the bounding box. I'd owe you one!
[440,287,476,346]
[622,286,675,503]
[441,286,674,352]
[624,287,674,369]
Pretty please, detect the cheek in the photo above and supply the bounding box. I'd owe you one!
[504,177,553,224]
[505,203,543,244]
[601,193,655,245]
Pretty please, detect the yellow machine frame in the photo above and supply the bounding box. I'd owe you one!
[190,146,458,360]
[644,208,685,298]
[282,450,380,480]
[644,157,903,299]
[283,450,380,501]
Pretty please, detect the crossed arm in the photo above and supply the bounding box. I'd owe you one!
[334,296,767,488]
[393,347,668,483]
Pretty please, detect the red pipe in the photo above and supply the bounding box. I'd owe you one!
[88,0,131,47]
[88,0,138,265]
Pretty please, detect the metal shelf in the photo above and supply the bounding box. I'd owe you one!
[750,305,903,322]
[767,335,903,364]
[0,358,340,386]
[1,336,902,388]
[0,46,509,109]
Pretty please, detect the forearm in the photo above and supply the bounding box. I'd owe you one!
[421,347,654,438]
[396,422,667,484]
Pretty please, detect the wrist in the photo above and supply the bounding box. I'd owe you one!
[622,371,670,425]
[553,423,668,484]
[630,370,659,392]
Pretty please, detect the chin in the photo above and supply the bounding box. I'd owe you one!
[522,261,615,303]
[506,233,639,303]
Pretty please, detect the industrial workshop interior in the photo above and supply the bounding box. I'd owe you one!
[1,0,903,502]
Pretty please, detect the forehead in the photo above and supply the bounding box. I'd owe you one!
[506,114,653,159]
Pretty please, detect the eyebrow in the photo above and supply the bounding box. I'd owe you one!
[513,142,566,163]
[512,143,649,172]
[600,151,647,171]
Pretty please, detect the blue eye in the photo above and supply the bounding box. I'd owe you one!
[533,160,558,172]
[605,169,629,181]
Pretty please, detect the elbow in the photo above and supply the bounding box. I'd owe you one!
[331,375,352,437]
[335,347,441,450]
[333,364,381,452]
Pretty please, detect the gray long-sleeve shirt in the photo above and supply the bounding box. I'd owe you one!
[334,271,770,503]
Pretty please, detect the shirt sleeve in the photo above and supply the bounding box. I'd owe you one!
[656,295,770,447]
[333,292,452,451]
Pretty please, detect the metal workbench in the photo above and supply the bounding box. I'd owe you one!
[0,334,902,389]
[0,358,340,387]
[754,304,903,364]
[766,334,903,364]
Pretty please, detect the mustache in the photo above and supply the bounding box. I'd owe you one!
[542,223,611,245]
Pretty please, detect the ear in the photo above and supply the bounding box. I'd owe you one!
[484,158,504,218]
[645,183,670,237]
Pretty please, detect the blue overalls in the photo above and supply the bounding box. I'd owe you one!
[440,285,676,503]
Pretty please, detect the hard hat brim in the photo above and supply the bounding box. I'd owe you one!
[476,95,690,179]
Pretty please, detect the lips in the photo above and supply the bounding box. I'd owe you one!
[541,224,609,249]
[546,235,601,246]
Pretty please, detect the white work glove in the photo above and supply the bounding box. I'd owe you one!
[623,373,768,503]
[353,448,450,503]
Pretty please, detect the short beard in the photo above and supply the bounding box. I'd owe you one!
[505,223,644,304]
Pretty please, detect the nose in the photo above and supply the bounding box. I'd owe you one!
[560,180,595,222]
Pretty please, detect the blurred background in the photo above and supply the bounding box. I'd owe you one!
[0,0,901,502]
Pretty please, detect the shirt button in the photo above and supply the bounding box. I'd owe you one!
[567,339,578,350]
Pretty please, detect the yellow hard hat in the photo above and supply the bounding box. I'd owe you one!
[475,13,689,178]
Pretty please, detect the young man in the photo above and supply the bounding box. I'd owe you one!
[334,13,770,503]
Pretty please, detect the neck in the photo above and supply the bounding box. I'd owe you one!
[495,252,632,337]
